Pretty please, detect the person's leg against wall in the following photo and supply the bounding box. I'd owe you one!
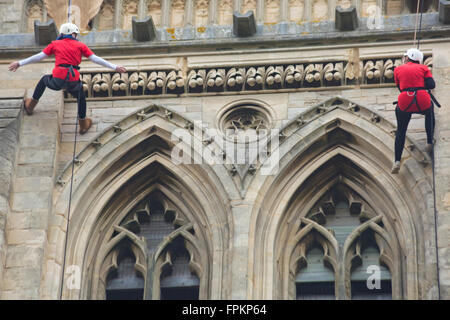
[24,75,51,115]
[25,75,65,115]
[392,107,412,173]
[424,106,435,153]
[69,83,92,134]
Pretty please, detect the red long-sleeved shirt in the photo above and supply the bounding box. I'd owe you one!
[394,62,433,112]
[42,38,94,81]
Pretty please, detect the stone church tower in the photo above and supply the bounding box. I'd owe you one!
[0,0,449,300]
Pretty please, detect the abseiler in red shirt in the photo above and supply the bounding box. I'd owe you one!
[394,61,433,113]
[42,38,94,82]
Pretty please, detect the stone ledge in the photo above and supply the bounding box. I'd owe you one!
[0,89,25,100]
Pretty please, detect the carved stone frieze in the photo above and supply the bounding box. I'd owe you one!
[70,55,432,99]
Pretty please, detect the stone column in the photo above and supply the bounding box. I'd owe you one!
[281,0,291,22]
[304,0,312,21]
[186,0,195,25]
[137,0,146,19]
[162,0,171,26]
[256,0,264,23]
[114,0,123,29]
[230,202,251,299]
[329,0,336,21]
[210,0,218,24]
[234,0,241,13]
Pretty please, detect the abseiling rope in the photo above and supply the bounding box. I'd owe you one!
[59,0,76,300]
[68,0,72,22]
[54,0,442,300]
[412,0,441,300]
[415,0,425,49]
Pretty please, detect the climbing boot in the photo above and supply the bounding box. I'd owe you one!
[425,143,433,154]
[391,161,401,174]
[79,117,92,135]
[23,98,38,115]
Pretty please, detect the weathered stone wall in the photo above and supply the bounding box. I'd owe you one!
[432,42,450,299]
[59,86,428,165]
[0,0,24,34]
[0,4,449,298]
[0,87,63,299]
[50,41,446,299]
[0,89,23,294]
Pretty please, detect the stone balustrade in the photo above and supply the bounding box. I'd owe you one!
[68,55,432,99]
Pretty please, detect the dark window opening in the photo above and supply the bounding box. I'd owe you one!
[106,288,144,300]
[296,282,335,300]
[105,246,144,300]
[160,286,200,300]
[351,280,392,300]
[160,240,200,300]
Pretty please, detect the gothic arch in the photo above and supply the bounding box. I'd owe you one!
[42,104,237,299]
[247,97,437,299]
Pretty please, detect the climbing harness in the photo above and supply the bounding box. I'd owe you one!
[398,86,441,112]
[401,87,426,112]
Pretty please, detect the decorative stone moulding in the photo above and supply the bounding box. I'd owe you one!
[55,97,432,193]
[218,102,273,142]
[67,56,432,100]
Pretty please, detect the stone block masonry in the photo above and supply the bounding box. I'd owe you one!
[0,28,448,299]
[0,89,24,295]
[433,45,450,299]
[1,89,63,299]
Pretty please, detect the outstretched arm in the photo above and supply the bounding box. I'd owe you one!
[9,52,49,72]
[88,54,127,73]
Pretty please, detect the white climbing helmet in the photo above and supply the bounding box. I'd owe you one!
[59,23,80,35]
[405,48,424,64]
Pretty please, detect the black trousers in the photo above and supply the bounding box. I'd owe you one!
[395,106,435,162]
[32,74,86,119]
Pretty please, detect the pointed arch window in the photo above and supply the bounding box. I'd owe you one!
[284,185,398,300]
[96,192,208,300]
[105,244,145,300]
[348,231,393,300]
[159,238,200,300]
[295,245,335,300]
